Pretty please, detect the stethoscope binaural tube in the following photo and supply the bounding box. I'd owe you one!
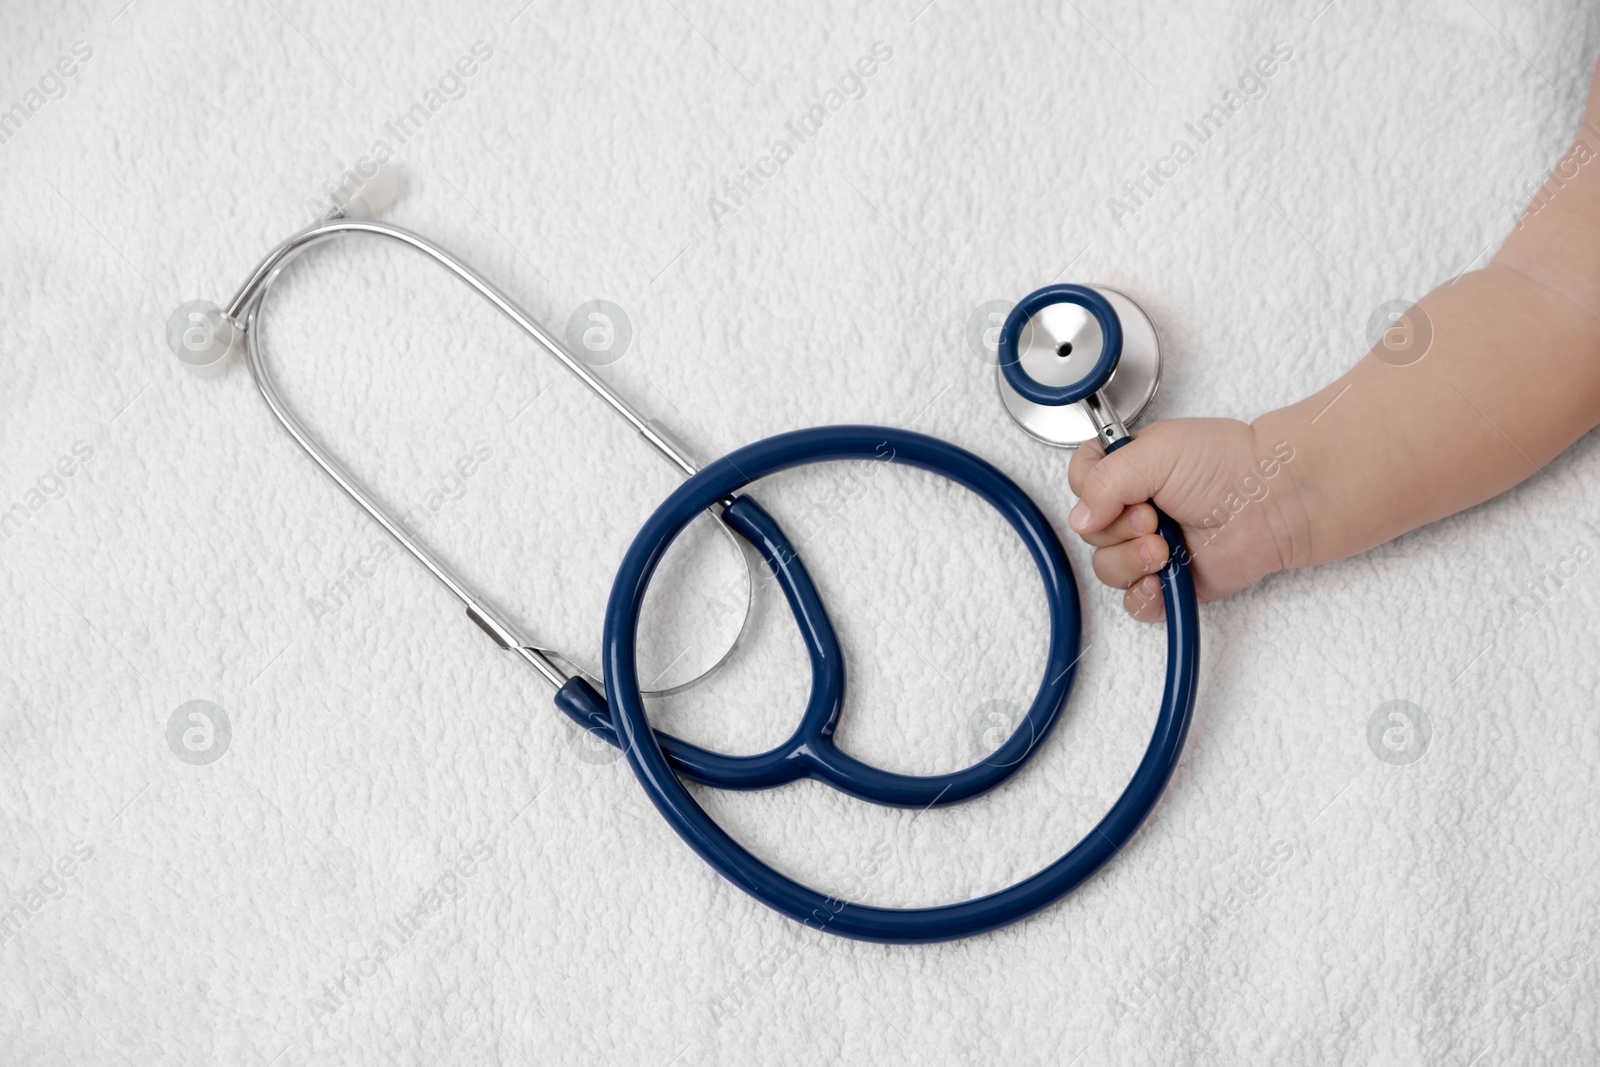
[226,216,758,696]
[593,424,1201,944]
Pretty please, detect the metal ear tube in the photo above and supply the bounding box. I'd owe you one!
[224,214,754,696]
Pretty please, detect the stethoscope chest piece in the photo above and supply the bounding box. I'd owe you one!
[996,285,1161,448]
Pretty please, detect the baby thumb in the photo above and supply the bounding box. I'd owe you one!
[1067,434,1175,534]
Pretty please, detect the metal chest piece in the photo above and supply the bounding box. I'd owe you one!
[996,286,1162,448]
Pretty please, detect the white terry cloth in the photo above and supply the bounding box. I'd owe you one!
[1,0,1598,1063]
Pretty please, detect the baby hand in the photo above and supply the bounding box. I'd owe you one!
[1065,418,1306,621]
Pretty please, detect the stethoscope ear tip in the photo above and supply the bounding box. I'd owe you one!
[166,298,241,378]
[168,165,411,380]
[331,164,406,221]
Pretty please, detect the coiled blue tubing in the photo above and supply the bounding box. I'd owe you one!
[555,416,1199,944]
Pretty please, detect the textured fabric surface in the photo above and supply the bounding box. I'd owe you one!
[2,1,1598,1063]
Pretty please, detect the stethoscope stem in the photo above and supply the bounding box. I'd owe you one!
[1082,389,1130,451]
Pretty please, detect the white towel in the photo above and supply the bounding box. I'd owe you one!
[1,0,1596,1062]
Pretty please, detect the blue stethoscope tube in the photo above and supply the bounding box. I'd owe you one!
[556,428,1081,808]
[570,423,1200,945]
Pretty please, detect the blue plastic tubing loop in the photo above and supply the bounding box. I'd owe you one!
[557,424,1200,944]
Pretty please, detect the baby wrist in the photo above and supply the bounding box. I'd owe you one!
[1249,413,1317,573]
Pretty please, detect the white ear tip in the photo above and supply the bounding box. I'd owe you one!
[167,300,240,377]
[344,165,405,219]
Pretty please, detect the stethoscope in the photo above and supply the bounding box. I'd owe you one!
[191,188,1198,945]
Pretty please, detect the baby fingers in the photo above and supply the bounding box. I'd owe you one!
[1075,501,1159,548]
[1090,533,1170,590]
[1123,575,1167,621]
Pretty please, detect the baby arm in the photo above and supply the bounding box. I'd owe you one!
[1067,58,1600,620]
